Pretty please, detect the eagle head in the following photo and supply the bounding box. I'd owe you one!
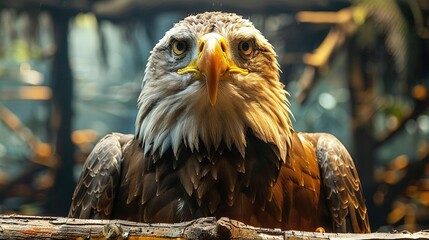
[136,12,292,162]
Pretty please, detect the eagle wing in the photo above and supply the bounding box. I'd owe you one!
[68,133,133,219]
[304,133,370,233]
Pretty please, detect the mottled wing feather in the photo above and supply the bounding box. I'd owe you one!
[315,133,370,233]
[68,133,133,219]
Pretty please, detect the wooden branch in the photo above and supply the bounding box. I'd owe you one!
[295,28,345,104]
[0,105,56,168]
[0,86,52,101]
[295,66,317,104]
[1,214,429,239]
[302,28,344,68]
[296,8,353,25]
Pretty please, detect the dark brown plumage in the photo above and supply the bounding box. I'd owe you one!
[69,12,370,233]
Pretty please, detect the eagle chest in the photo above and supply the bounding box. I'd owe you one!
[116,135,283,224]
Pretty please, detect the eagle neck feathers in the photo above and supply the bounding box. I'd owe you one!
[135,75,293,163]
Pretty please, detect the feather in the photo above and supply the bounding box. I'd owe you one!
[307,132,370,233]
[68,133,133,219]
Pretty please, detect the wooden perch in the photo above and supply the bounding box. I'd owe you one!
[0,214,429,239]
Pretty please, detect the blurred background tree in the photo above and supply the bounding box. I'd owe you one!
[0,0,428,232]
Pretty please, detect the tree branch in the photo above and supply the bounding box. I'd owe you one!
[0,214,429,239]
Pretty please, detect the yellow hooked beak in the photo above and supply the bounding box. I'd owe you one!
[177,32,248,106]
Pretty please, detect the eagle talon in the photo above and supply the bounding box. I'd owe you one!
[102,224,123,239]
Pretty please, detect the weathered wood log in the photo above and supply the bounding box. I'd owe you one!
[0,214,428,239]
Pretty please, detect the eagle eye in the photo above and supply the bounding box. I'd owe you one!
[239,41,253,56]
[172,40,187,56]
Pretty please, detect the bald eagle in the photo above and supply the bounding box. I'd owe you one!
[69,12,370,233]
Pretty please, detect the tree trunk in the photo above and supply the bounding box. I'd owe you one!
[46,9,75,216]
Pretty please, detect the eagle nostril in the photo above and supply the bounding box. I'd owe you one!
[220,41,227,53]
[199,42,205,53]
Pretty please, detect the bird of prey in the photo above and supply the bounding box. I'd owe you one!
[69,12,370,233]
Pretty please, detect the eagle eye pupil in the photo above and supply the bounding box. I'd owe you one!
[239,41,253,56]
[177,42,185,51]
[172,40,187,56]
[242,42,249,51]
